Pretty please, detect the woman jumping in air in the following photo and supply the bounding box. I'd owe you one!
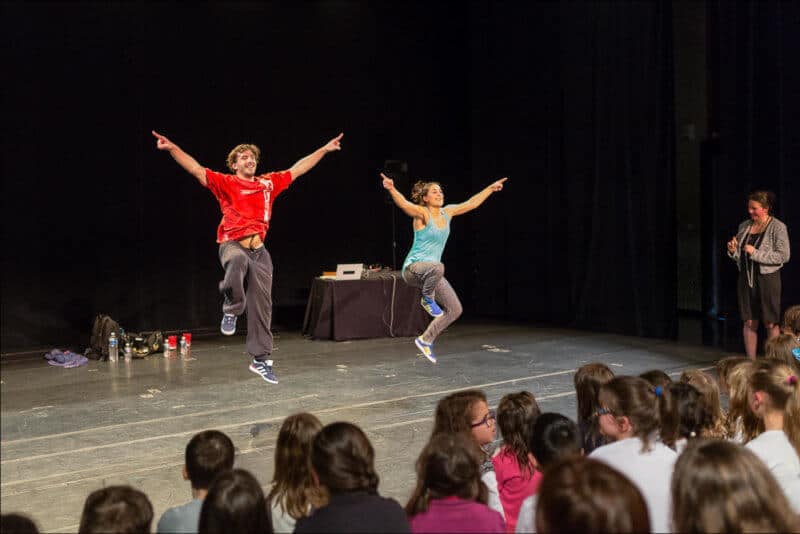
[381,173,507,363]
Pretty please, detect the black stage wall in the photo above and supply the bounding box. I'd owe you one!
[2,2,796,354]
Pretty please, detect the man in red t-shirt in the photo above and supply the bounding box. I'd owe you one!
[153,130,343,384]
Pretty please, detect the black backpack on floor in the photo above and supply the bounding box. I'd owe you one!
[85,314,122,361]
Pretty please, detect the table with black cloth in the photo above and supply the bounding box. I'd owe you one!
[302,273,430,341]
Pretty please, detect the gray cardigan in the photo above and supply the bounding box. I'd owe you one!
[728,217,791,274]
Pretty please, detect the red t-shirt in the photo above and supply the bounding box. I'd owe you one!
[204,169,292,243]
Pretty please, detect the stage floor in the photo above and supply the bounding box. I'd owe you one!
[1,320,730,532]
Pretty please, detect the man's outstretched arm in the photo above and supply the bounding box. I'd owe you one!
[288,133,343,181]
[152,130,207,187]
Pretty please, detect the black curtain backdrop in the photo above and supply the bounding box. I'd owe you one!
[2,2,677,353]
[469,2,677,338]
[706,1,800,349]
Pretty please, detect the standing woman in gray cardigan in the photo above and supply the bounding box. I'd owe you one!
[727,191,791,358]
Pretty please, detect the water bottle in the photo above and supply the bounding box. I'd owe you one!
[108,332,118,362]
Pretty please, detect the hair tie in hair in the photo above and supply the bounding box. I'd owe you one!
[792,347,800,362]
[788,375,798,385]
[655,386,663,397]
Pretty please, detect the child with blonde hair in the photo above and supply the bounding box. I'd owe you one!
[723,359,762,443]
[765,333,800,373]
[745,359,800,512]
[679,369,727,438]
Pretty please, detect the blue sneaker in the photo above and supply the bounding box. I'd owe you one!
[221,313,237,336]
[249,358,278,384]
[414,337,437,363]
[420,296,444,317]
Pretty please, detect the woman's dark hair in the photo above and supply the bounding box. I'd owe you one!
[599,376,677,451]
[186,430,236,490]
[311,422,379,494]
[574,363,614,452]
[267,413,323,520]
[405,432,488,516]
[747,190,776,214]
[528,413,582,468]
[497,391,540,476]
[672,439,799,532]
[198,469,270,534]
[78,485,153,534]
[535,457,649,533]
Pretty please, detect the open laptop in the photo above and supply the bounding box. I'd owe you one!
[335,263,364,280]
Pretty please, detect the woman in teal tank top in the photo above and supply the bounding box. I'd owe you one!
[381,173,508,363]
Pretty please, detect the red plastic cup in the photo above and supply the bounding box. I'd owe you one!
[183,332,192,347]
[168,335,177,349]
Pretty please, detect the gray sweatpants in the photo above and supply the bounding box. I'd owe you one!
[403,262,463,343]
[218,241,273,358]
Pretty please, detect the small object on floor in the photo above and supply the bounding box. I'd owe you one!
[414,337,437,363]
[249,358,278,384]
[44,349,89,368]
[420,296,444,317]
[221,313,237,335]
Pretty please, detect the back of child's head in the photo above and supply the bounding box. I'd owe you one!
[432,389,487,438]
[198,468,270,534]
[671,439,799,532]
[669,382,711,440]
[186,430,235,490]
[679,369,727,438]
[497,391,540,474]
[1,513,39,534]
[716,355,750,394]
[405,432,487,516]
[748,359,800,455]
[639,369,672,389]
[782,304,800,336]
[574,363,614,450]
[765,333,800,373]
[528,413,582,469]
[311,422,379,495]
[78,485,153,534]
[724,359,763,442]
[535,457,649,533]
[267,413,323,519]
[599,375,674,451]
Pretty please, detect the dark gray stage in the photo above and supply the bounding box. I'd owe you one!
[0,321,728,532]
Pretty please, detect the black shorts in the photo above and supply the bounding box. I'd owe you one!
[737,270,781,324]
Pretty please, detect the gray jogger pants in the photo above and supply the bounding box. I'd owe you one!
[403,262,463,343]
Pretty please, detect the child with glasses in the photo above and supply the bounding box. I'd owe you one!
[588,376,677,533]
[492,392,542,533]
[432,390,505,523]
[745,359,800,512]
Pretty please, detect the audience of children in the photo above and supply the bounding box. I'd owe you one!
[157,430,235,533]
[266,412,324,533]
[515,413,583,533]
[492,391,542,532]
[294,422,410,533]
[406,432,505,533]
[588,375,677,533]
[744,359,800,512]
[12,325,800,534]
[535,457,650,534]
[573,363,614,454]
[431,389,506,520]
[671,439,799,532]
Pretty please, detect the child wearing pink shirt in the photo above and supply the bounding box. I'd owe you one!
[492,392,542,533]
